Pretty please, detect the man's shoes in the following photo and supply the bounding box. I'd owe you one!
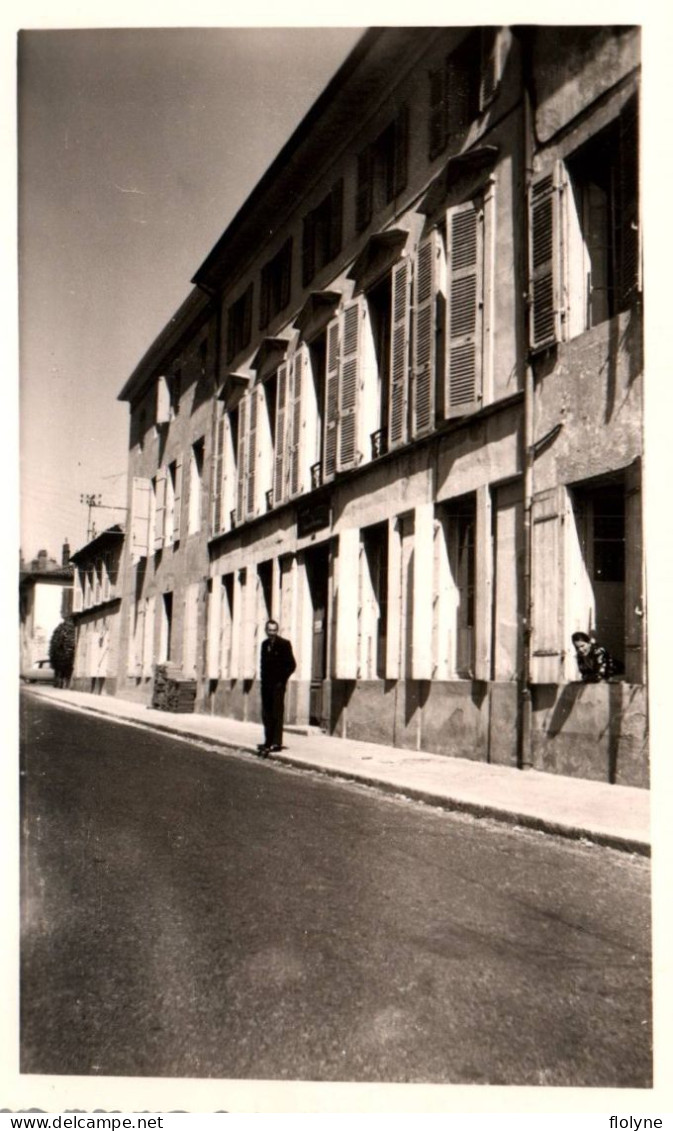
[268,744,282,753]
[257,745,270,757]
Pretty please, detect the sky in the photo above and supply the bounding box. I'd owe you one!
[17,25,364,562]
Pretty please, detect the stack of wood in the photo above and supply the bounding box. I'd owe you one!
[152,663,197,713]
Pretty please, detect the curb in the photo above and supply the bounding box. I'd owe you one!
[26,690,650,858]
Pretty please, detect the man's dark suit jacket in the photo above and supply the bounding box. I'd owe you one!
[260,636,296,687]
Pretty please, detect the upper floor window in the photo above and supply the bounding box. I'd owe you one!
[428,30,501,160]
[302,180,344,286]
[356,106,409,232]
[529,98,640,351]
[226,284,253,363]
[259,239,293,330]
[169,369,181,419]
[188,437,204,535]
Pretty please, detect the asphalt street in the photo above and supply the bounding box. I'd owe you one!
[20,693,652,1085]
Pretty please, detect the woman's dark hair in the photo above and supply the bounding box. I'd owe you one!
[571,631,591,644]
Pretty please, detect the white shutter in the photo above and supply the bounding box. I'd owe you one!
[412,232,440,437]
[246,388,258,519]
[240,569,257,679]
[411,503,434,679]
[236,395,248,525]
[335,527,360,679]
[153,470,166,551]
[212,414,225,533]
[183,583,199,677]
[142,596,155,678]
[446,199,484,417]
[386,520,401,679]
[173,457,182,543]
[529,164,564,351]
[338,300,361,471]
[530,487,565,683]
[206,578,222,679]
[289,347,306,497]
[156,375,170,425]
[388,257,411,450]
[73,569,83,613]
[130,477,151,562]
[273,362,289,506]
[323,315,340,482]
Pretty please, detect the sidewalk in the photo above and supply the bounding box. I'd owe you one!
[26,685,650,856]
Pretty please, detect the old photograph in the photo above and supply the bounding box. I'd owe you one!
[14,16,659,1113]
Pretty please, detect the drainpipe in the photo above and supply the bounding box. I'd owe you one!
[519,32,535,770]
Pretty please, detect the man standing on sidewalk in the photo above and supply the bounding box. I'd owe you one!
[259,619,296,756]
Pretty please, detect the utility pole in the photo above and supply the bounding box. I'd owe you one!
[80,494,128,541]
[80,493,101,541]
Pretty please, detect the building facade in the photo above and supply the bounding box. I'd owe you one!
[19,545,73,670]
[116,27,645,785]
[71,525,125,694]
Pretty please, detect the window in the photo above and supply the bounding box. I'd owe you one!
[160,591,173,663]
[226,284,253,363]
[212,406,238,535]
[428,31,486,160]
[356,106,409,232]
[569,482,626,664]
[366,274,393,455]
[259,240,292,330]
[361,523,389,679]
[528,98,639,350]
[169,369,181,418]
[188,438,204,534]
[165,458,183,544]
[435,495,477,679]
[302,180,343,286]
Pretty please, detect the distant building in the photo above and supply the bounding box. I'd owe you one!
[20,541,73,669]
[71,525,125,695]
[115,27,644,785]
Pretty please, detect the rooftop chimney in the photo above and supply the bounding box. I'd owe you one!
[62,539,71,566]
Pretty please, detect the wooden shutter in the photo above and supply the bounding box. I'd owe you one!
[273,362,289,506]
[335,527,360,679]
[289,348,305,497]
[155,375,170,425]
[389,257,411,449]
[412,232,440,436]
[323,315,340,482]
[142,596,155,678]
[130,477,151,562]
[172,457,182,543]
[302,212,316,287]
[428,66,447,159]
[329,179,344,261]
[356,146,373,232]
[73,569,83,613]
[206,578,222,679]
[240,569,257,680]
[246,387,258,519]
[618,97,640,307]
[338,300,361,471]
[386,519,401,679]
[236,395,248,525]
[153,470,166,551]
[393,104,409,197]
[529,165,564,351]
[446,200,483,416]
[412,504,435,680]
[530,487,565,683]
[212,414,225,533]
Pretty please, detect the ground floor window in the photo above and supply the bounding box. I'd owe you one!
[434,494,476,679]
